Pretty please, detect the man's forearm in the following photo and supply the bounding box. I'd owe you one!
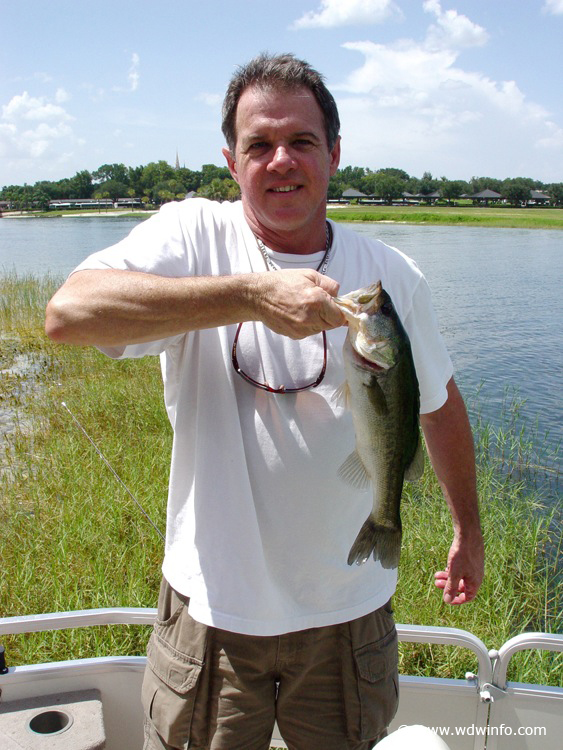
[45,270,262,346]
[45,267,345,347]
[421,377,484,604]
[420,377,481,535]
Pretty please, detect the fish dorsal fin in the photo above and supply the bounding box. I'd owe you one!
[405,438,424,481]
[332,381,351,409]
[338,449,371,490]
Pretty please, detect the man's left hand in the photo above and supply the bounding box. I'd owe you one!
[434,531,484,605]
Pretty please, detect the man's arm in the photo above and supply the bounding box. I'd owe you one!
[420,377,484,605]
[45,268,345,346]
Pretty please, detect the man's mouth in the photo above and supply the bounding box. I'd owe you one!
[271,185,300,193]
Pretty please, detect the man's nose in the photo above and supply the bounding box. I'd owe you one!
[267,145,297,173]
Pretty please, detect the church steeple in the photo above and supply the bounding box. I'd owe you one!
[175,150,180,170]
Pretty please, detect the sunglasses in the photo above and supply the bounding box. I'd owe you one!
[231,324,327,394]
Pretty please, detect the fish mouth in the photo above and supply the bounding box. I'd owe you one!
[350,344,384,371]
[334,281,382,322]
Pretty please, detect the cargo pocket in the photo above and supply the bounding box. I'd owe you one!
[141,581,209,748]
[342,605,399,742]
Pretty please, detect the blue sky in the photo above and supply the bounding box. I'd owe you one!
[2,0,562,187]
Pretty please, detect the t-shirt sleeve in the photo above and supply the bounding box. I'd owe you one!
[69,202,194,360]
[402,274,453,414]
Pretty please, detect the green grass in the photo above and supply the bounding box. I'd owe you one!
[327,204,563,230]
[1,274,561,687]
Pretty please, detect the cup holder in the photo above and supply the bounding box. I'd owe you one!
[28,709,73,735]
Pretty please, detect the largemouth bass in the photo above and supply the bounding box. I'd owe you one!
[334,281,423,568]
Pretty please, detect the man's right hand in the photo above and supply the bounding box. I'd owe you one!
[251,269,346,340]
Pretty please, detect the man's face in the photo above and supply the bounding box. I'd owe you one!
[223,85,340,251]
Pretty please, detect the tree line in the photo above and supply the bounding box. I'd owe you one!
[2,161,562,210]
[0,161,240,211]
[327,167,563,206]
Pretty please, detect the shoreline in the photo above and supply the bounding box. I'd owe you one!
[1,209,158,219]
[2,204,561,230]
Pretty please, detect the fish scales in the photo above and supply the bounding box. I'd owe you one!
[334,282,423,568]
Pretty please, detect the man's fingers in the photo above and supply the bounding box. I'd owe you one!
[435,569,477,605]
[316,273,340,297]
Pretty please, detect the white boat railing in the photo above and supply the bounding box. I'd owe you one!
[0,607,158,636]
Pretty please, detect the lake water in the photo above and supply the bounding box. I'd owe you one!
[1,214,561,496]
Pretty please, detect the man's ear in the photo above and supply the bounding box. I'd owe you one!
[222,148,239,183]
[329,136,341,176]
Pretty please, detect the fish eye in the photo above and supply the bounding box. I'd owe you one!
[381,301,393,316]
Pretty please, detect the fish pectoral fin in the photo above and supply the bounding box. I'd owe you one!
[332,381,351,409]
[338,449,371,490]
[366,377,388,415]
[404,437,425,481]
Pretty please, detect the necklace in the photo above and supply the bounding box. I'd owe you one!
[254,221,334,275]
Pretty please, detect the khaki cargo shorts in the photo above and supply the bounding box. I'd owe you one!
[142,577,399,750]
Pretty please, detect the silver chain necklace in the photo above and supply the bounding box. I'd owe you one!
[255,222,334,275]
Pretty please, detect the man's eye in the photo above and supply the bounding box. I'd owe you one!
[248,142,269,151]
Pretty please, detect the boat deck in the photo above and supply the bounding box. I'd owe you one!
[0,609,561,749]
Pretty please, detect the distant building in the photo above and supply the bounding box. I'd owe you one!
[529,190,550,204]
[470,189,502,204]
[341,188,367,201]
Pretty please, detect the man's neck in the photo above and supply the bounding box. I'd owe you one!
[242,205,328,255]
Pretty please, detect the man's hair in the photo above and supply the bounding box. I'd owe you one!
[221,52,340,153]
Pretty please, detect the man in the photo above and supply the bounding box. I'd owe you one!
[45,53,484,750]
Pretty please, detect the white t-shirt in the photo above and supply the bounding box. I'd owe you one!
[73,198,453,636]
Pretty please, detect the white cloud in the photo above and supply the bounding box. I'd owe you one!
[128,53,140,92]
[196,92,223,107]
[543,0,563,14]
[332,3,563,180]
[423,0,488,50]
[2,91,73,123]
[112,52,140,93]
[55,88,70,104]
[291,0,402,29]
[0,90,76,168]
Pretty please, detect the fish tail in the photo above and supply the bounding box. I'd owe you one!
[347,517,402,569]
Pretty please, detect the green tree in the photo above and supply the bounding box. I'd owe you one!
[176,167,202,192]
[470,176,503,194]
[198,178,240,202]
[32,189,50,211]
[141,161,176,194]
[93,163,130,185]
[327,175,350,200]
[95,179,129,201]
[377,167,410,181]
[405,176,421,195]
[127,165,145,195]
[502,178,532,206]
[419,171,439,195]
[52,178,72,199]
[547,183,563,206]
[68,170,94,199]
[440,178,468,204]
[93,189,111,212]
[373,174,405,204]
[337,166,366,190]
[200,164,232,185]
